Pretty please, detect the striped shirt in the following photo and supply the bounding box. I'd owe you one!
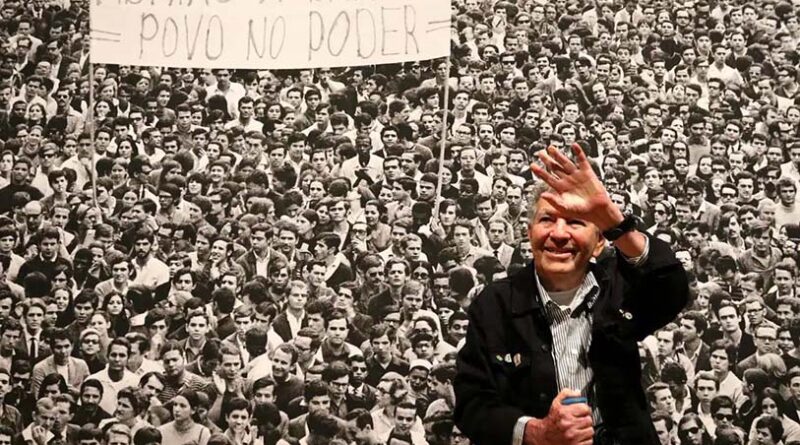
[536,271,603,426]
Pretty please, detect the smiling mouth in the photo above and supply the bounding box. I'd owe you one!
[544,247,575,257]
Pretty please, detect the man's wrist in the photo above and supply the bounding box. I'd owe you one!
[594,203,625,233]
[522,417,544,445]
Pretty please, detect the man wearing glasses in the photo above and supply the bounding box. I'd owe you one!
[737,324,779,376]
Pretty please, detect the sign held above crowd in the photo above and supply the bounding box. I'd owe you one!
[90,0,451,69]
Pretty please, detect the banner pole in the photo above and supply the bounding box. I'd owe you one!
[88,55,98,208]
[432,54,452,222]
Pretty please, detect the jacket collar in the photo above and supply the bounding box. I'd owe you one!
[510,258,612,316]
[510,262,541,316]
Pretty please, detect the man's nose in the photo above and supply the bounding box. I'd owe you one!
[549,219,571,239]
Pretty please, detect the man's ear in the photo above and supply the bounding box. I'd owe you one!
[592,234,607,258]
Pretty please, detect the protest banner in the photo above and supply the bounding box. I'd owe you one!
[90,0,451,69]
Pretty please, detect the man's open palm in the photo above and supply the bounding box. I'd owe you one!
[530,143,612,222]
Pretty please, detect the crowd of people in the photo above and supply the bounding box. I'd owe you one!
[0,0,799,444]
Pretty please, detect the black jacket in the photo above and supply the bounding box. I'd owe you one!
[454,235,689,445]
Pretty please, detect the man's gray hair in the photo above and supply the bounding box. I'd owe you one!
[527,181,552,221]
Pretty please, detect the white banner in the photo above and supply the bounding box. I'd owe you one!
[90,0,451,69]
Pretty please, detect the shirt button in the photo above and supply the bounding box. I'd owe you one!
[541,344,550,352]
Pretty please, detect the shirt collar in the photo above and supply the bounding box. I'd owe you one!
[535,269,599,315]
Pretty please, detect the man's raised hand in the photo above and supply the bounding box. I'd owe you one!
[530,143,618,231]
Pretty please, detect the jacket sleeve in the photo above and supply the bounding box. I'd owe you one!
[454,285,526,445]
[616,234,690,341]
[30,363,45,399]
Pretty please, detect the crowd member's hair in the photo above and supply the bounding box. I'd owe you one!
[650,410,674,433]
[754,415,783,442]
[80,378,105,398]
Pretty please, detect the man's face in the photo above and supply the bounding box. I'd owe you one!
[696,378,717,404]
[372,335,391,358]
[453,226,472,250]
[776,270,794,293]
[779,185,797,206]
[219,353,242,380]
[476,200,494,222]
[74,302,94,324]
[754,326,777,354]
[12,162,29,184]
[0,329,20,351]
[307,313,325,334]
[654,419,670,445]
[327,318,349,345]
[712,406,734,429]
[108,344,128,372]
[141,375,164,400]
[656,331,676,357]
[81,386,102,407]
[272,349,292,379]
[134,238,152,258]
[528,199,603,287]
[287,286,308,310]
[253,384,275,406]
[653,388,675,413]
[394,407,416,434]
[26,306,44,331]
[162,350,185,377]
[36,406,56,430]
[187,315,209,340]
[746,302,766,327]
[679,318,698,342]
[52,338,72,363]
[754,231,771,255]
[718,306,740,333]
[756,428,777,445]
[54,401,72,429]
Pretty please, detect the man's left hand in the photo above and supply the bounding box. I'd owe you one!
[530,143,622,231]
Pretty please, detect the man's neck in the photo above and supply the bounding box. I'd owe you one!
[326,340,345,353]
[287,307,304,318]
[108,367,124,381]
[684,337,701,354]
[725,329,743,345]
[376,352,391,365]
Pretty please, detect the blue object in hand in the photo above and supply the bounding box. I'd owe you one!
[562,396,588,406]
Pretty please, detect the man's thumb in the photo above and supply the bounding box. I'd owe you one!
[553,388,582,404]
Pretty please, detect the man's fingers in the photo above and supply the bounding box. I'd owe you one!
[572,425,594,440]
[530,163,561,190]
[548,145,577,173]
[540,192,569,215]
[563,403,592,419]
[571,142,590,168]
[537,150,567,175]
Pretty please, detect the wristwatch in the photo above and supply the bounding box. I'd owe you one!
[602,213,638,241]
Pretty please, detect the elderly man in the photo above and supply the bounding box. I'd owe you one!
[454,144,689,445]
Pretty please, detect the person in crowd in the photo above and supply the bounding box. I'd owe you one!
[0,3,799,444]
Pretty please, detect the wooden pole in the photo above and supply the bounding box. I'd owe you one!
[87,40,98,208]
[432,54,452,221]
